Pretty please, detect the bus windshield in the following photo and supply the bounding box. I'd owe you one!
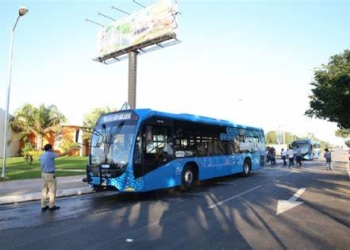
[291,139,319,160]
[292,142,309,151]
[91,123,136,168]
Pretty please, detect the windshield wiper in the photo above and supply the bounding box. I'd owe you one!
[77,126,102,136]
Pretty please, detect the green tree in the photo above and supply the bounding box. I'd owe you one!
[265,131,278,144]
[10,103,66,150]
[265,131,299,145]
[82,106,116,141]
[335,128,350,138]
[305,49,350,129]
[284,131,298,145]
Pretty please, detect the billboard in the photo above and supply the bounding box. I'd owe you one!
[96,0,178,60]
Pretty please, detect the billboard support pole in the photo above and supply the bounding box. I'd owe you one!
[97,12,115,21]
[128,51,137,109]
[111,6,130,15]
[132,0,146,8]
[85,18,104,27]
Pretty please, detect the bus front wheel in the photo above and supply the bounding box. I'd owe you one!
[181,166,194,191]
[93,185,104,192]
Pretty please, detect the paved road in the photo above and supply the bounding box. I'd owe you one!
[0,150,349,249]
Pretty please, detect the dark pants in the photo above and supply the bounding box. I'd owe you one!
[282,156,287,166]
[288,157,294,167]
[270,156,276,165]
[296,156,302,167]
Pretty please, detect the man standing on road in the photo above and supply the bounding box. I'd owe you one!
[287,146,294,169]
[324,148,333,171]
[296,146,302,169]
[281,148,287,166]
[40,144,77,212]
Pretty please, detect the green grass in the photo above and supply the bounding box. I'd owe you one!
[0,156,88,181]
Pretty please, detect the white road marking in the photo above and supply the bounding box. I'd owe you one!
[208,185,262,209]
[276,188,306,215]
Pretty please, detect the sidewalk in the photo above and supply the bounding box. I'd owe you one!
[0,175,94,205]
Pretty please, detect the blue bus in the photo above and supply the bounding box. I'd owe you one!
[83,109,265,192]
[291,139,321,160]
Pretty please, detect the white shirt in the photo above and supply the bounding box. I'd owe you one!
[287,149,294,158]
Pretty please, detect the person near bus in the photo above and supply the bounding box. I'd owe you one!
[296,146,302,169]
[281,148,287,166]
[40,144,77,212]
[266,146,271,164]
[287,146,294,169]
[268,147,276,165]
[324,148,333,170]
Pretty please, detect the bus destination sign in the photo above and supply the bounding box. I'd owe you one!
[101,112,134,123]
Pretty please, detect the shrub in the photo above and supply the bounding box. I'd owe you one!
[21,142,41,158]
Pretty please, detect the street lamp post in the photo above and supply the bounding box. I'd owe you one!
[2,7,28,178]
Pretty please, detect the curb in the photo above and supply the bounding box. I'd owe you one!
[0,187,94,205]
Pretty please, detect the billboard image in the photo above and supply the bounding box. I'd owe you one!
[97,0,178,59]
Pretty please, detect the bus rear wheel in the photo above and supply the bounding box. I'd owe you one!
[242,161,251,177]
[181,166,195,191]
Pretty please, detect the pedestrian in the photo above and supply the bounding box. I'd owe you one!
[324,148,333,170]
[266,146,271,164]
[287,146,294,169]
[281,148,287,166]
[269,147,276,166]
[40,143,77,212]
[295,145,302,169]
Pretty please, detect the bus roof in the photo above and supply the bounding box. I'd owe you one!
[292,139,312,143]
[292,139,320,145]
[111,108,264,132]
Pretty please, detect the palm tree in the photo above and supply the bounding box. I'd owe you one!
[9,103,67,150]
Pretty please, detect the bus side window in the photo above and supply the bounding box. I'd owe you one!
[207,141,214,156]
[133,133,142,164]
[163,137,174,157]
[145,126,154,153]
[197,143,207,156]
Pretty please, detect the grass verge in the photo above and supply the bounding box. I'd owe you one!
[0,156,88,181]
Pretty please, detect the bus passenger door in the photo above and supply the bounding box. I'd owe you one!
[133,123,174,178]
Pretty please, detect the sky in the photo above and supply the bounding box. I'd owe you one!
[1,0,350,146]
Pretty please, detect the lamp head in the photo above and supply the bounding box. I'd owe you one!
[19,6,28,16]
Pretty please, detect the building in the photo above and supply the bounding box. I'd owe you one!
[1,107,88,157]
[23,124,89,156]
[52,124,89,156]
[0,108,19,158]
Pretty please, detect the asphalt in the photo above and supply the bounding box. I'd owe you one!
[1,150,348,206]
[0,175,94,205]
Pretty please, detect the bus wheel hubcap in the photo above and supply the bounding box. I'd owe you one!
[184,171,193,185]
[244,164,249,174]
